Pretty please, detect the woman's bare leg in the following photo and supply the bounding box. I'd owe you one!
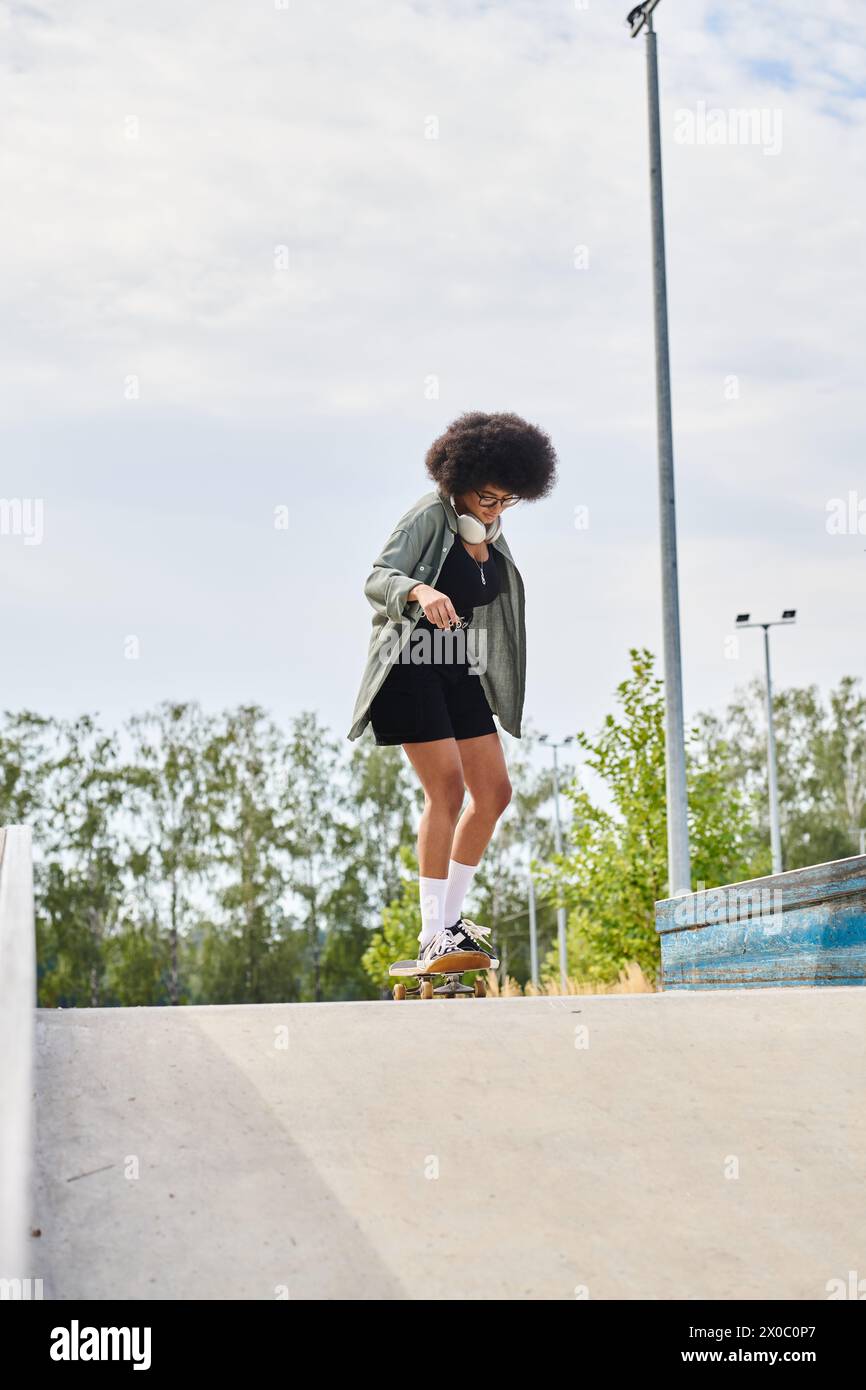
[402,737,466,878]
[450,732,513,865]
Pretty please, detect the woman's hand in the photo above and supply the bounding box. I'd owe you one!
[408,583,461,630]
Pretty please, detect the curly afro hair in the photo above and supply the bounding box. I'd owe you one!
[424,411,558,503]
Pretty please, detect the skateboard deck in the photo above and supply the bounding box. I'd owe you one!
[389,953,496,1000]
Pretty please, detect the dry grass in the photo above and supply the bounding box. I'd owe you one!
[483,971,525,998]
[484,960,656,996]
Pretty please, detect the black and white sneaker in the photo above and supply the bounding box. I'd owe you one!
[418,917,500,973]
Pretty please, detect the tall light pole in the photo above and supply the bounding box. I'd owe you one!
[627,0,691,897]
[539,734,574,990]
[735,610,797,875]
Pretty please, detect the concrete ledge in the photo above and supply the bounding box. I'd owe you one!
[656,853,866,990]
[0,826,35,1282]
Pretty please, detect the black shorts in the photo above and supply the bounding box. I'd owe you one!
[369,654,496,746]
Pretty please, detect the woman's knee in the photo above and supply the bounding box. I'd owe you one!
[424,775,466,822]
[474,778,512,819]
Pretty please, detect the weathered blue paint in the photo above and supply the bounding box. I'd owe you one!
[655,854,866,990]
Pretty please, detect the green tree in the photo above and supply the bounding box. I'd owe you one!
[713,675,866,870]
[537,649,756,987]
[34,715,127,1006]
[321,740,422,1000]
[124,701,215,1005]
[280,711,359,1001]
[104,918,173,1006]
[0,711,56,831]
[201,705,293,1004]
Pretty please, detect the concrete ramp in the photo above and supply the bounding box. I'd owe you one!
[29,988,866,1300]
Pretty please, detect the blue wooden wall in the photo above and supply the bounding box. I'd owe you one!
[655,854,866,990]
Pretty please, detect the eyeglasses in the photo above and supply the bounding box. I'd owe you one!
[474,490,519,510]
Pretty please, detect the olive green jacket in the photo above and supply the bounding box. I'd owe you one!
[348,488,526,741]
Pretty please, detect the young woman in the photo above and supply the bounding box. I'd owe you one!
[348,410,558,973]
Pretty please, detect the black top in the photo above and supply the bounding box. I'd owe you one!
[415,536,501,633]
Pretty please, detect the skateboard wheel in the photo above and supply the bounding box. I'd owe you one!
[474,977,486,998]
[393,984,406,1001]
[420,980,434,1000]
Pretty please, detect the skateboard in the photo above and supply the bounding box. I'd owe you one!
[389,951,495,1000]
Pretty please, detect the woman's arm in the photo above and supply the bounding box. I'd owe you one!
[363,523,422,623]
[363,510,458,628]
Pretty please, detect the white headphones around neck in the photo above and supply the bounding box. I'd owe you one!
[448,494,502,544]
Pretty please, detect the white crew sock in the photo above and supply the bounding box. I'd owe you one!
[418,875,449,948]
[443,858,478,930]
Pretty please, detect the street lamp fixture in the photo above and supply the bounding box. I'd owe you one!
[735,610,798,874]
[627,0,662,38]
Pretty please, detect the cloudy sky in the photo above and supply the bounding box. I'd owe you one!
[1,0,863,758]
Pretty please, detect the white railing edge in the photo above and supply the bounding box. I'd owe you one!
[0,826,36,1285]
